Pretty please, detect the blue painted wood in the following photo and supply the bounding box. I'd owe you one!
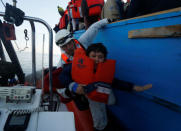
[108,89,181,131]
[74,9,181,130]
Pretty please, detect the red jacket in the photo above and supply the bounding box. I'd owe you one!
[71,48,116,103]
[83,0,104,16]
[59,10,68,29]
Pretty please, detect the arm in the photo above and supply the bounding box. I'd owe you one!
[112,78,134,91]
[112,78,152,92]
[57,64,73,100]
[58,64,85,94]
[58,64,73,86]
[78,18,109,49]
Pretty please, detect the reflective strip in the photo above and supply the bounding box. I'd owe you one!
[69,4,74,8]
[96,86,111,94]
[79,7,83,18]
[70,9,73,18]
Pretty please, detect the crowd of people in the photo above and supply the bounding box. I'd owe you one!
[54,0,181,33]
[50,0,181,131]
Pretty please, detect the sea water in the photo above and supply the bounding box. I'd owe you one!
[7,51,60,75]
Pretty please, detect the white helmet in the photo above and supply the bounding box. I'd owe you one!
[55,29,74,47]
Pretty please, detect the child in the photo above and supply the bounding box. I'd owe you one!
[58,43,152,131]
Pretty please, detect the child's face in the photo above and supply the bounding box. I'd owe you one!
[88,51,105,64]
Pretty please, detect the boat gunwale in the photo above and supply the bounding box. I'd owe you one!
[74,7,181,34]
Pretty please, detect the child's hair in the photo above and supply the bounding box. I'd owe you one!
[86,43,108,58]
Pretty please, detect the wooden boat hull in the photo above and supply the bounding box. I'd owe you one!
[74,8,181,130]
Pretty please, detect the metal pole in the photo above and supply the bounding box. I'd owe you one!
[0,40,6,61]
[30,21,36,86]
[42,34,45,89]
[0,12,54,110]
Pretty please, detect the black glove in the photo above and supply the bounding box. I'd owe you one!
[107,18,114,23]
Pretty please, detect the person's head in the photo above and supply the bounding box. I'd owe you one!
[58,6,64,16]
[86,43,107,64]
[55,29,76,56]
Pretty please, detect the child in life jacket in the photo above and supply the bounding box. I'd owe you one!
[58,43,152,131]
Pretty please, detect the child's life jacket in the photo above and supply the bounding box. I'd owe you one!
[72,48,116,103]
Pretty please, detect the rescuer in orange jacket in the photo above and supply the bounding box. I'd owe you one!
[53,6,69,33]
[58,43,152,130]
[59,43,116,130]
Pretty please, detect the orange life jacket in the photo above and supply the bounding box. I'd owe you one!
[72,48,115,85]
[61,39,83,64]
[71,48,115,103]
[59,10,68,29]
[85,0,104,16]
[61,53,72,64]
[70,0,83,19]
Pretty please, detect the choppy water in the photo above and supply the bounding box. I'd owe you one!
[6,51,60,75]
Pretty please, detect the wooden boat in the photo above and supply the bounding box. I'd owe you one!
[1,1,181,130]
[73,7,181,130]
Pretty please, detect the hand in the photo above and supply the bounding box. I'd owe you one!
[107,18,114,23]
[133,84,152,92]
[76,84,86,95]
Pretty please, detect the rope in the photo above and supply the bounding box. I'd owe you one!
[13,29,29,52]
[0,0,5,8]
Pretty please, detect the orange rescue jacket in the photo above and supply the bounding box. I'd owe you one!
[85,0,104,16]
[72,48,116,85]
[59,10,68,29]
[70,0,83,19]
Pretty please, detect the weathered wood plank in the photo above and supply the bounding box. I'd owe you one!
[128,24,181,38]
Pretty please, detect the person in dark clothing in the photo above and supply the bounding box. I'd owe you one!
[126,0,181,18]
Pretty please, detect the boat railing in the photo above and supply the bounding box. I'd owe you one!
[0,12,54,107]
